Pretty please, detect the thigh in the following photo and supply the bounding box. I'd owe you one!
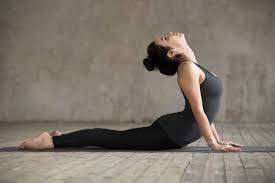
[105,123,180,150]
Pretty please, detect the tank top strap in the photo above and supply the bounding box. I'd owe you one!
[181,60,217,77]
[181,60,202,68]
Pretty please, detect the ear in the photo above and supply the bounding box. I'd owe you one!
[167,49,177,58]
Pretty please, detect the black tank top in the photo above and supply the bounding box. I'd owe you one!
[155,61,223,146]
[182,61,223,122]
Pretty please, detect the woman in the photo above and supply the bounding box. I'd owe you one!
[18,32,242,152]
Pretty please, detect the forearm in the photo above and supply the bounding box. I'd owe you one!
[193,110,216,146]
[211,123,222,142]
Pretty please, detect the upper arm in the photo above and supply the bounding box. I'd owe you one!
[177,63,204,114]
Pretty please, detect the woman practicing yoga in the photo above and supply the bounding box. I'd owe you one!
[18,32,242,152]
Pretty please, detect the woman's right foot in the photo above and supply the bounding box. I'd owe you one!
[50,130,62,136]
[18,132,54,150]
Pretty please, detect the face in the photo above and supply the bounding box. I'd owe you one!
[154,32,186,50]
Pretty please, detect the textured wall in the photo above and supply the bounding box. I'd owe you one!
[0,0,274,123]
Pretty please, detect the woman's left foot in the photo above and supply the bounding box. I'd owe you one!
[18,132,54,150]
[50,130,62,136]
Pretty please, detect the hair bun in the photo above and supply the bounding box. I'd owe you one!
[143,57,155,71]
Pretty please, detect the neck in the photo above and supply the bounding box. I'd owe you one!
[180,59,198,64]
[176,53,198,64]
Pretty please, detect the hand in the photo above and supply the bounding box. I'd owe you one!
[218,140,243,147]
[210,143,242,152]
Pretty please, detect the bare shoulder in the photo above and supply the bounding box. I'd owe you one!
[177,62,204,113]
[177,62,200,84]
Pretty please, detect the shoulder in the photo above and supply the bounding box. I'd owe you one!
[177,61,200,82]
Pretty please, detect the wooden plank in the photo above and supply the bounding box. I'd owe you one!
[134,153,177,183]
[247,126,270,146]
[232,125,246,146]
[269,152,275,159]
[240,153,260,169]
[44,152,132,183]
[258,125,275,145]
[222,123,234,144]
[240,129,259,146]
[61,152,149,183]
[157,152,193,183]
[245,168,270,183]
[107,153,163,183]
[239,152,270,183]
[224,153,248,183]
[236,124,272,183]
[0,152,104,182]
[201,153,225,183]
[89,152,152,183]
[254,153,275,183]
[180,153,208,183]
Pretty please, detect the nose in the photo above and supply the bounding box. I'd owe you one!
[169,32,184,36]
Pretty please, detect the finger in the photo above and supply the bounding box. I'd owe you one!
[230,143,243,147]
[233,147,241,152]
[227,148,238,152]
[225,144,231,148]
[235,143,243,147]
[225,147,234,151]
[226,146,239,152]
[222,148,228,152]
[231,141,243,146]
[229,143,238,147]
[230,146,241,151]
[228,142,238,146]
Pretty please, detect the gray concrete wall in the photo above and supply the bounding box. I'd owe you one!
[0,0,274,123]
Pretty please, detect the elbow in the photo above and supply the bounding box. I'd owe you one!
[191,107,209,123]
[191,106,205,116]
[193,109,213,126]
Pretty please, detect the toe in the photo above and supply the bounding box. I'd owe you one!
[42,131,50,136]
[18,142,25,149]
[50,130,62,136]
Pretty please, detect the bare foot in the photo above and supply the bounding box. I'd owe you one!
[50,130,62,136]
[18,132,54,150]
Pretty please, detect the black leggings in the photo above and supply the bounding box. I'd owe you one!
[52,122,182,150]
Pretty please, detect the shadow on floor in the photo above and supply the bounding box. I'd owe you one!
[1,145,275,153]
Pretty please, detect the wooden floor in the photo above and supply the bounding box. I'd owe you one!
[0,121,275,183]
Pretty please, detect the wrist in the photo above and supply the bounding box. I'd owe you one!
[210,142,219,149]
[207,139,218,147]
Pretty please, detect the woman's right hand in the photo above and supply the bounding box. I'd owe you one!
[210,143,242,152]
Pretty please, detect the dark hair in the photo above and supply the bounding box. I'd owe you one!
[143,41,183,76]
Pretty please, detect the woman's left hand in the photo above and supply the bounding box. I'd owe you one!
[218,140,243,147]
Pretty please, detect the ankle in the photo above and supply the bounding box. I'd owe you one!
[40,132,54,149]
